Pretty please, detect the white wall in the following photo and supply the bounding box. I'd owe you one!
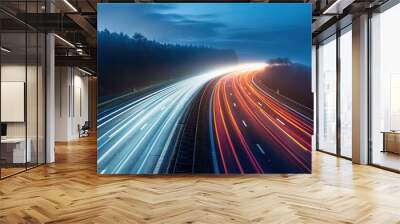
[1,63,46,164]
[72,73,89,138]
[55,67,70,141]
[1,82,25,122]
[1,65,26,139]
[1,65,41,137]
[55,67,89,141]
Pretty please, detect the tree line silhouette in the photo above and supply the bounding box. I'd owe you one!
[98,29,238,99]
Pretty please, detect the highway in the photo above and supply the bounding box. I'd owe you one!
[211,69,313,173]
[97,63,266,174]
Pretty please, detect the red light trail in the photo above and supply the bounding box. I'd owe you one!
[212,68,312,173]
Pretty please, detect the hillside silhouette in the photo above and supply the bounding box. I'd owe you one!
[98,30,238,100]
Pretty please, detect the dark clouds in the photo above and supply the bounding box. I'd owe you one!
[223,27,309,42]
[98,3,311,65]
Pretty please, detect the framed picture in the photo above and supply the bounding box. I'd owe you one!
[97,3,313,174]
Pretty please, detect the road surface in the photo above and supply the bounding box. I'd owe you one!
[97,64,266,174]
[97,63,312,174]
[211,70,312,173]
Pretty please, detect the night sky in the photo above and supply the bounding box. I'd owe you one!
[98,3,311,65]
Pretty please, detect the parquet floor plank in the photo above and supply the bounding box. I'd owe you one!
[0,135,399,223]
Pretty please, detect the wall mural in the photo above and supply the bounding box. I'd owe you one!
[97,3,313,174]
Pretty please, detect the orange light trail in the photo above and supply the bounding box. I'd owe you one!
[211,67,312,173]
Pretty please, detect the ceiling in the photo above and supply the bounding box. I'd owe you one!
[0,0,391,73]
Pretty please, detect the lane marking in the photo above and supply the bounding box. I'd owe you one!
[242,120,247,128]
[276,118,285,126]
[256,144,265,155]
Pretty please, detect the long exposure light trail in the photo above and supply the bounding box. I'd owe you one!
[97,63,312,174]
[211,68,312,173]
[97,63,267,174]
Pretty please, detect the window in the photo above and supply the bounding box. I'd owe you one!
[317,36,337,154]
[370,2,400,171]
[339,27,352,158]
[0,1,46,179]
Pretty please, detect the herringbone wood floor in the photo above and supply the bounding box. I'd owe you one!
[1,135,400,224]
